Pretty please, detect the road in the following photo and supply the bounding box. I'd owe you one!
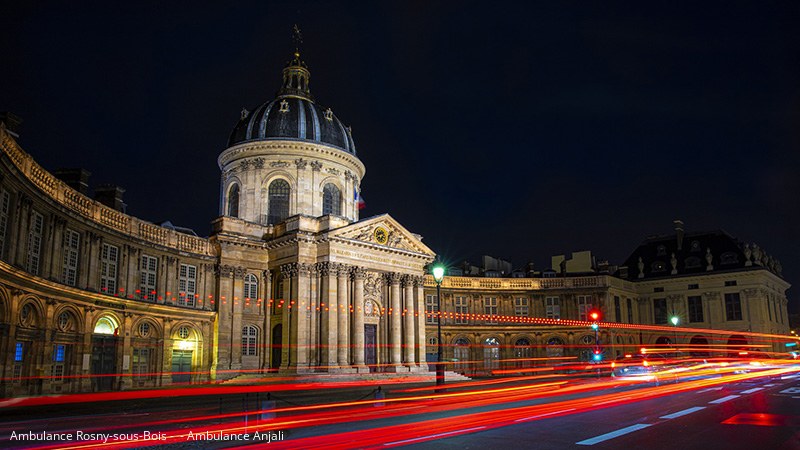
[1,364,799,449]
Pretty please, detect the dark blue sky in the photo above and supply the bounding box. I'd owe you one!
[2,2,798,311]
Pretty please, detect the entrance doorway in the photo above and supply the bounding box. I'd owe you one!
[364,324,377,371]
[91,336,118,391]
[171,350,193,383]
[271,324,283,369]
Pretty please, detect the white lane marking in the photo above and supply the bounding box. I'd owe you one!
[779,387,800,394]
[698,387,724,393]
[514,408,576,422]
[741,387,765,394]
[576,424,652,445]
[763,384,776,387]
[594,397,630,406]
[383,426,487,446]
[709,395,741,404]
[660,406,706,419]
[780,375,800,380]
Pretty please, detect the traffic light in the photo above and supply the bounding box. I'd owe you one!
[589,310,600,321]
[591,323,599,330]
[592,348,603,362]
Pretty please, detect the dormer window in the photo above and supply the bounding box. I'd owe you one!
[651,261,667,273]
[684,256,702,269]
[720,252,739,265]
[656,245,667,256]
[691,240,701,252]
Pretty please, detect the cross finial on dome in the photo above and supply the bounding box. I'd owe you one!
[292,24,303,56]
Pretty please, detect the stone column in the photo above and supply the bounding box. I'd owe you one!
[388,273,405,371]
[415,276,428,371]
[337,264,351,369]
[279,264,294,372]
[352,267,368,372]
[288,263,311,372]
[214,264,235,372]
[319,263,338,371]
[261,270,272,370]
[230,266,245,371]
[403,276,416,369]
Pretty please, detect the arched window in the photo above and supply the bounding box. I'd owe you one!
[484,337,500,371]
[267,179,291,225]
[322,183,341,216]
[514,338,532,368]
[242,325,258,356]
[454,338,470,373]
[546,336,565,358]
[227,184,240,218]
[244,273,258,300]
[94,317,118,335]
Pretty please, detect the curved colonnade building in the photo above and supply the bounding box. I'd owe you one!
[0,49,792,395]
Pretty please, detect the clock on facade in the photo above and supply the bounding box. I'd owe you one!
[373,226,389,245]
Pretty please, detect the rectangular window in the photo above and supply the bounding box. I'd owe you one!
[132,348,152,380]
[484,297,497,324]
[725,293,742,321]
[688,284,699,290]
[626,298,633,323]
[653,287,664,293]
[0,188,10,259]
[15,342,23,362]
[179,264,197,307]
[614,296,621,322]
[52,344,66,381]
[241,327,258,356]
[62,229,80,286]
[545,296,560,320]
[27,210,44,275]
[100,243,118,295]
[653,298,668,324]
[725,280,737,287]
[425,294,438,324]
[514,297,529,317]
[688,296,704,323]
[454,296,468,324]
[768,299,774,322]
[577,295,593,321]
[139,255,158,301]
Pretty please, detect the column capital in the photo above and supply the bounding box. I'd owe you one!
[386,272,402,285]
[297,262,312,277]
[336,263,351,277]
[351,266,367,280]
[280,263,298,279]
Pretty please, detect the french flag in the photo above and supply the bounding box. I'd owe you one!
[355,188,365,210]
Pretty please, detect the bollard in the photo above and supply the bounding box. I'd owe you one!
[261,393,277,420]
[374,386,385,407]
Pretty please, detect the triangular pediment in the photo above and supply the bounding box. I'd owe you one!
[329,214,435,256]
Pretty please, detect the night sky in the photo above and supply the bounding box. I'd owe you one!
[2,2,798,311]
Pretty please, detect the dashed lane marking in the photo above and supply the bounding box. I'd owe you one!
[383,426,487,446]
[660,406,706,419]
[576,424,652,445]
[741,387,765,394]
[514,408,576,422]
[698,387,724,393]
[709,395,741,404]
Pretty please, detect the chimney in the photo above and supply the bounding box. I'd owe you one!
[95,184,127,213]
[674,219,685,251]
[0,112,22,138]
[54,168,92,195]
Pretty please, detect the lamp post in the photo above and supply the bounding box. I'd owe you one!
[432,264,445,390]
[670,316,679,352]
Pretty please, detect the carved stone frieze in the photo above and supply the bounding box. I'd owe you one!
[326,168,340,176]
[233,266,246,279]
[364,272,383,299]
[270,161,290,168]
[239,159,252,171]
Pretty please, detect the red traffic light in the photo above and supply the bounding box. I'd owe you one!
[589,310,601,321]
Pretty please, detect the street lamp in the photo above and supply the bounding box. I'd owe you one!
[670,316,679,352]
[432,264,445,390]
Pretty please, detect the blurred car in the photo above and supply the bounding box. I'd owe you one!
[611,354,666,380]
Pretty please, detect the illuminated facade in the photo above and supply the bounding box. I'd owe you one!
[0,48,791,396]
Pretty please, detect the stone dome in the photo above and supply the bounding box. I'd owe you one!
[227,51,357,154]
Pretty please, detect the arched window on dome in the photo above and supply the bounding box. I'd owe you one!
[227,184,240,218]
[267,179,291,225]
[322,183,341,216]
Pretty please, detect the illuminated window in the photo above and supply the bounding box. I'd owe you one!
[52,344,66,381]
[14,342,23,362]
[483,337,500,370]
[27,210,43,275]
[227,184,240,218]
[454,338,470,372]
[454,296,468,324]
[577,295,593,321]
[546,336,565,358]
[514,297,529,317]
[322,183,341,216]
[62,229,80,286]
[484,297,497,324]
[267,179,291,225]
[138,322,151,338]
[244,273,258,300]
[139,255,158,301]
[179,264,197,307]
[651,261,666,273]
[0,188,10,259]
[242,325,258,356]
[94,317,117,335]
[514,338,532,368]
[545,297,560,319]
[100,244,118,295]
[178,326,190,339]
[425,294,437,324]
